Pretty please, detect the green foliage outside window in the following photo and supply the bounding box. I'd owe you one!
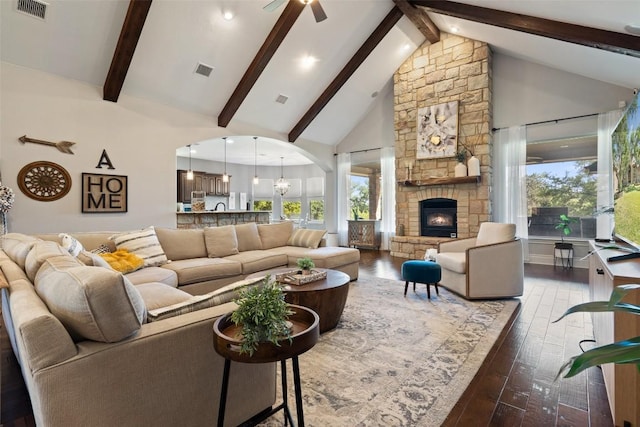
[526,161,597,217]
[309,200,324,221]
[283,201,301,218]
[253,200,272,211]
[350,178,370,220]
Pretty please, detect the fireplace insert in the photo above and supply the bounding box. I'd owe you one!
[420,198,457,237]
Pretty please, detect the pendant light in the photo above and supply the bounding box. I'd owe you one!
[252,137,259,185]
[274,156,290,196]
[186,144,194,180]
[222,137,229,183]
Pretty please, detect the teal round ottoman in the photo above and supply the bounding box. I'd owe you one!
[401,260,441,299]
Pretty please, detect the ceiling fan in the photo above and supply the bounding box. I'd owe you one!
[264,0,327,23]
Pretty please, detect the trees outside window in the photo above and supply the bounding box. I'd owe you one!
[253,200,272,211]
[527,160,597,238]
[283,200,301,219]
[350,175,370,219]
[309,199,324,221]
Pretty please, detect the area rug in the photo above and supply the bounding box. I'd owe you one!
[260,277,519,426]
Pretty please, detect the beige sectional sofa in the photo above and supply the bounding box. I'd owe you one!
[0,221,360,426]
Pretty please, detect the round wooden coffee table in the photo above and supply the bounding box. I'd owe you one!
[247,268,350,333]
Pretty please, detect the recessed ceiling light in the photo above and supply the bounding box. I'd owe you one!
[450,26,459,33]
[222,10,234,21]
[625,24,640,35]
[300,55,318,69]
[226,138,234,144]
[560,145,569,149]
[401,43,411,51]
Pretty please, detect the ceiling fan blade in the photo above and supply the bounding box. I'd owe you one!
[310,1,327,22]
[264,0,286,13]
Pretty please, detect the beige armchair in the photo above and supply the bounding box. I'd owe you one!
[435,222,524,299]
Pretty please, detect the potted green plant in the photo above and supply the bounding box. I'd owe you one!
[554,284,640,379]
[296,257,315,275]
[230,277,294,356]
[555,214,577,248]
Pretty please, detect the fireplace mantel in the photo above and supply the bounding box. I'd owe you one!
[398,176,481,187]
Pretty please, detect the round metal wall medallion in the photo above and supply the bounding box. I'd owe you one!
[18,161,72,201]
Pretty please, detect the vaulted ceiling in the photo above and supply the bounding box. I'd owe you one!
[2,0,639,165]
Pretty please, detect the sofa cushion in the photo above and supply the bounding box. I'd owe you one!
[270,246,360,269]
[126,266,178,287]
[146,276,264,322]
[134,282,193,311]
[204,225,239,258]
[24,240,69,282]
[475,222,516,246]
[160,257,242,286]
[234,223,263,252]
[223,250,288,275]
[435,252,466,274]
[35,255,146,343]
[99,249,145,274]
[287,228,327,249]
[2,233,40,270]
[155,227,207,261]
[257,222,294,249]
[110,226,168,267]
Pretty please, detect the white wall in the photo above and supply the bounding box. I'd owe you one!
[0,62,332,233]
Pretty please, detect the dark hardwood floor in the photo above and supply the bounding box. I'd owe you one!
[2,251,613,426]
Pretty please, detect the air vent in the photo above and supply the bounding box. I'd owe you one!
[194,63,214,77]
[275,94,288,104]
[16,0,48,20]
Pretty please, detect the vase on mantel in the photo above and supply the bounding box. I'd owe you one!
[454,162,467,177]
[467,155,480,176]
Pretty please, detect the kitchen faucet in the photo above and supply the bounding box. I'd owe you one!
[214,202,226,211]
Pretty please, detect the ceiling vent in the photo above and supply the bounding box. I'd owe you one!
[275,94,288,104]
[194,63,214,77]
[16,0,48,20]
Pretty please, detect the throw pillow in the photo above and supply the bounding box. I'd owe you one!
[147,276,265,322]
[110,226,168,267]
[99,249,145,274]
[234,223,263,252]
[257,221,294,249]
[1,233,40,270]
[204,225,239,258]
[58,233,83,257]
[77,250,114,270]
[91,244,111,255]
[35,255,146,342]
[287,228,327,249]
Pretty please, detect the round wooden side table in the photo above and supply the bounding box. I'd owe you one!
[213,304,319,427]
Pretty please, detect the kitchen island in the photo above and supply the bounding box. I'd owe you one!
[176,211,271,229]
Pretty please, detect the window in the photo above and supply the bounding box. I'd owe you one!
[282,179,302,219]
[350,174,370,219]
[283,201,301,218]
[308,199,324,221]
[253,178,274,213]
[306,177,325,223]
[526,138,597,239]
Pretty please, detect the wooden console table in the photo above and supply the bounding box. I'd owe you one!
[588,241,640,426]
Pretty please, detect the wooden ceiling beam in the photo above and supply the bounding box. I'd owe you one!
[103,0,152,102]
[288,6,404,143]
[217,1,306,128]
[412,0,640,58]
[393,0,439,43]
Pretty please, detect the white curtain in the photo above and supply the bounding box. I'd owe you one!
[336,153,351,246]
[596,110,622,239]
[493,125,529,261]
[380,147,395,250]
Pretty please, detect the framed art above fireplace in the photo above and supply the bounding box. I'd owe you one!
[416,100,458,160]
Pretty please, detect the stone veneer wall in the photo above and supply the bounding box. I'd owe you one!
[391,33,493,259]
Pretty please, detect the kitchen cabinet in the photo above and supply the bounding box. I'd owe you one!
[178,171,231,202]
[177,170,206,203]
[348,220,380,249]
[588,241,640,426]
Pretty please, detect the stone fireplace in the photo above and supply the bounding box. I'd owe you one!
[390,33,493,259]
[420,198,457,238]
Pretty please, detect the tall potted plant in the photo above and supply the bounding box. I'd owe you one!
[230,277,294,356]
[555,284,640,378]
[555,214,577,248]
